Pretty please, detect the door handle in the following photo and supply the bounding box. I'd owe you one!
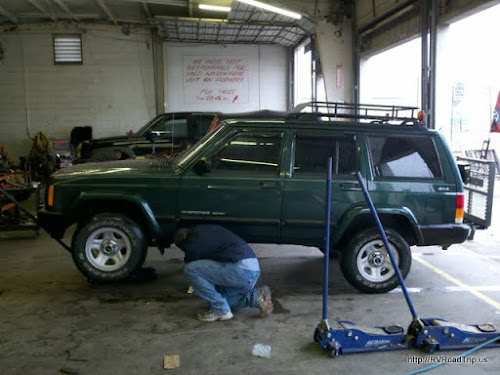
[339,182,361,190]
[259,181,281,189]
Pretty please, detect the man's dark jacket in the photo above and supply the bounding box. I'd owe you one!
[179,225,256,264]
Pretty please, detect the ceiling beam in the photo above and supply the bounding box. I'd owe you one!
[142,2,152,18]
[0,4,18,24]
[19,12,100,19]
[157,15,299,28]
[119,0,187,7]
[96,0,119,25]
[28,0,57,22]
[54,0,80,22]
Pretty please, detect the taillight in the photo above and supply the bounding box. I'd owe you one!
[47,185,54,207]
[455,192,464,224]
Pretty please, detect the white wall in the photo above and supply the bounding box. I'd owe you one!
[316,19,354,104]
[164,43,288,113]
[0,25,156,162]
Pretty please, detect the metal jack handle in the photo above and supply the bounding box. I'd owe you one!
[0,184,71,252]
[321,158,333,324]
[355,172,419,320]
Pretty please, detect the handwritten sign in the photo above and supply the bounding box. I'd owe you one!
[183,56,248,104]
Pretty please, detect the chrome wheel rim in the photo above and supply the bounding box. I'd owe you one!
[85,227,132,271]
[356,239,399,283]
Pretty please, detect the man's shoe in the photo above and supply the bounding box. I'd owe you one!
[196,310,233,322]
[258,285,273,318]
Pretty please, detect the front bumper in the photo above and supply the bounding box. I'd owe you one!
[37,208,73,239]
[418,224,471,246]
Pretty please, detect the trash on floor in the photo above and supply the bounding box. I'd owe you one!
[163,354,180,370]
[252,343,272,359]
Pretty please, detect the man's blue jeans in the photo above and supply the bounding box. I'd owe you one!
[184,260,260,315]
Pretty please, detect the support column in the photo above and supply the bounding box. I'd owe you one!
[315,18,354,104]
[435,25,452,137]
[420,0,430,125]
[152,30,165,115]
[420,0,438,128]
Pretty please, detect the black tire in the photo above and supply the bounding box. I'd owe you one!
[72,214,147,282]
[340,228,411,293]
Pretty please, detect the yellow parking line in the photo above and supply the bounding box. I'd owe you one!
[413,255,500,311]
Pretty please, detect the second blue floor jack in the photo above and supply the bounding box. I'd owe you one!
[314,158,500,357]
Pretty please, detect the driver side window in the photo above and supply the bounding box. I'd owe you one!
[209,132,283,174]
[151,118,188,138]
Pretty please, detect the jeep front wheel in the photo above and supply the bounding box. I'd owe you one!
[340,228,411,293]
[72,214,147,282]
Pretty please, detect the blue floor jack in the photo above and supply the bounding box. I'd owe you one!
[314,159,500,357]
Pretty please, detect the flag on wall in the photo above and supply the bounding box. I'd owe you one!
[491,91,500,132]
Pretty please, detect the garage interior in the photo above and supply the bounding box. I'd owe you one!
[1,1,500,374]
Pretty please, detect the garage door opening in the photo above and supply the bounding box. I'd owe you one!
[360,38,421,110]
[360,4,500,154]
[444,4,500,153]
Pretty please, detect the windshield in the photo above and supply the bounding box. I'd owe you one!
[175,125,225,168]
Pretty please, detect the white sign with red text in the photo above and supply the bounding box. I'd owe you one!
[183,56,249,104]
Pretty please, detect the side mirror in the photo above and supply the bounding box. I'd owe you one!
[193,157,212,175]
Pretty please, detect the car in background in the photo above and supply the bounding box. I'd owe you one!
[75,112,219,162]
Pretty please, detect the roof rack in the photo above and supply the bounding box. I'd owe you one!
[291,102,424,126]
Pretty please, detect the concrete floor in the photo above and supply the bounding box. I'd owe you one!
[1,198,500,374]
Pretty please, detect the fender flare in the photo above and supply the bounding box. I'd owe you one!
[73,192,161,239]
[331,203,423,247]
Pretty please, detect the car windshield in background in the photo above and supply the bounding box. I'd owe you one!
[175,125,226,168]
[135,115,162,136]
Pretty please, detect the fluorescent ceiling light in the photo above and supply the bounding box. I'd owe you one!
[199,4,232,12]
[237,0,301,19]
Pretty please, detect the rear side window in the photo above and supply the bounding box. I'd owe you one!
[368,136,442,178]
[293,134,357,175]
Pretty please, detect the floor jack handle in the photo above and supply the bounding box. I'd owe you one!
[0,184,71,252]
[355,172,419,320]
[322,158,333,321]
[0,184,38,222]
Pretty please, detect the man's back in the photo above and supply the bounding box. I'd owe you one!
[181,224,256,263]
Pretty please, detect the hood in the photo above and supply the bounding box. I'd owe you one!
[52,158,173,178]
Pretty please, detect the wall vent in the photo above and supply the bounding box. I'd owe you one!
[53,34,82,64]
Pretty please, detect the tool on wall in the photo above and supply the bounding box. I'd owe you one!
[314,159,500,357]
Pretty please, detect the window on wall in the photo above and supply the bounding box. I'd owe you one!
[53,34,82,64]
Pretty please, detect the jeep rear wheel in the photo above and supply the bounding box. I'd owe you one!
[340,228,411,293]
[72,214,147,282]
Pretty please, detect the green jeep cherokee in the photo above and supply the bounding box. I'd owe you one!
[38,103,470,293]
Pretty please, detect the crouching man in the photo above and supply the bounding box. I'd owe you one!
[173,224,273,322]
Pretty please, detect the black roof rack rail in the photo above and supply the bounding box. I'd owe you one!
[291,102,425,126]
